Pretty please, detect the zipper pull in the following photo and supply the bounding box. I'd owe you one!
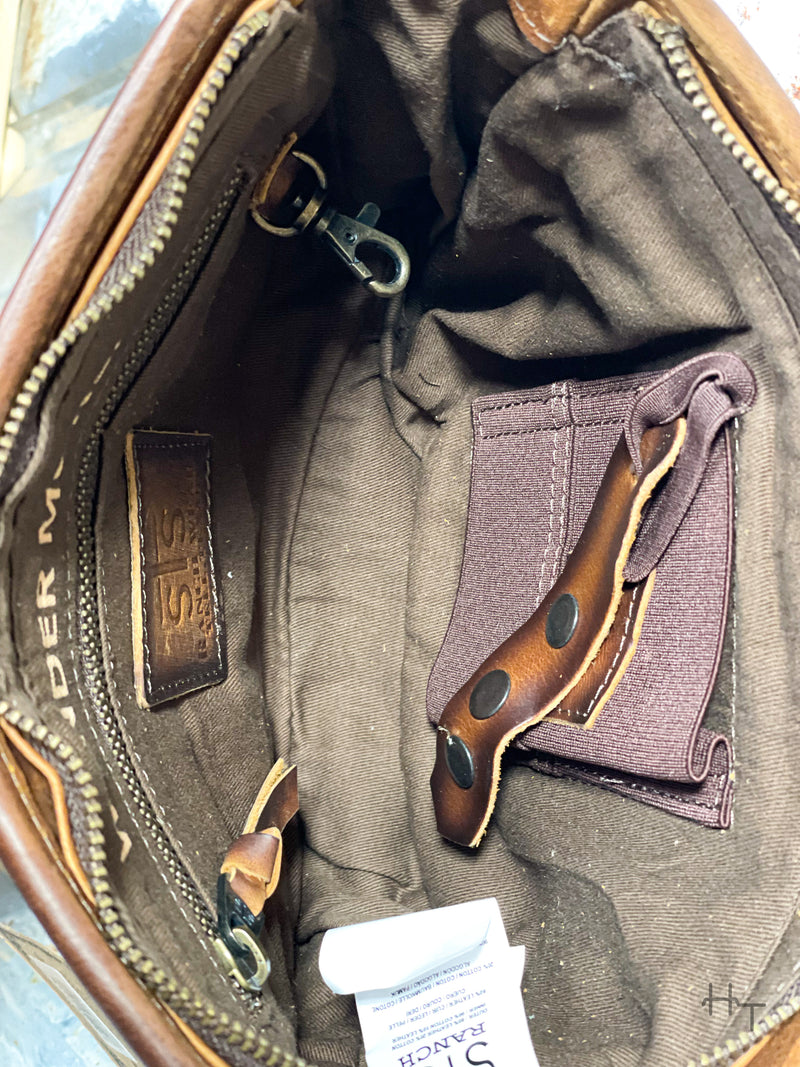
[250,149,410,297]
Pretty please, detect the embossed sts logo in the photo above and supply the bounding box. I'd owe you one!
[147,502,214,651]
[126,431,226,708]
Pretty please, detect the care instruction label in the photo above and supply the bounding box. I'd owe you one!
[319,898,539,1067]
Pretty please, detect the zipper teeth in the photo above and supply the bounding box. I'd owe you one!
[0,11,304,1064]
[0,702,305,1066]
[73,182,239,944]
[647,17,800,228]
[687,998,800,1067]
[647,16,800,1066]
[0,10,272,482]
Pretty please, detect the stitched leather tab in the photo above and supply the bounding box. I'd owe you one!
[125,431,226,708]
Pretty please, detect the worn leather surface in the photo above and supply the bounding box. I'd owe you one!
[0,743,209,1067]
[125,431,226,708]
[0,721,94,902]
[0,0,268,426]
[507,0,627,51]
[430,420,685,847]
[221,761,298,916]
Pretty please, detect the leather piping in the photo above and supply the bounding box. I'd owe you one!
[0,719,94,902]
[0,745,209,1067]
[71,0,284,319]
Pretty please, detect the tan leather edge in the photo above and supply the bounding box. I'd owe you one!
[735,1033,773,1067]
[546,567,656,729]
[0,740,210,1067]
[432,419,686,848]
[507,0,800,200]
[733,1009,800,1067]
[508,0,627,51]
[221,761,298,914]
[242,758,296,834]
[222,829,283,914]
[655,0,800,201]
[124,432,147,708]
[168,1009,238,1067]
[0,0,277,427]
[582,568,654,728]
[71,0,282,318]
[0,719,94,902]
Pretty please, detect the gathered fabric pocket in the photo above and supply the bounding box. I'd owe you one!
[427,362,746,829]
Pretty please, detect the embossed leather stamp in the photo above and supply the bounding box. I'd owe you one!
[125,430,226,708]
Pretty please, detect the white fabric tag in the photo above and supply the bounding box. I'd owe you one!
[319,898,539,1067]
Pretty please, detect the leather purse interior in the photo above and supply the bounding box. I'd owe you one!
[3,2,800,1066]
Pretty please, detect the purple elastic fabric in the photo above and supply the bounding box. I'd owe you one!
[427,362,746,829]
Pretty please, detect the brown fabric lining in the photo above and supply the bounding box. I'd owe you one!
[4,5,800,1067]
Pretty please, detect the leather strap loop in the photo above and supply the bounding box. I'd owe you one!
[624,352,756,581]
[219,760,298,917]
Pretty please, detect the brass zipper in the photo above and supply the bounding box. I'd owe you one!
[647,17,800,1066]
[0,10,308,1066]
[0,701,307,1066]
[1,8,796,1067]
[646,17,800,227]
[0,10,273,482]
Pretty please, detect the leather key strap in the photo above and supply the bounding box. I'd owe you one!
[220,759,298,917]
[431,418,685,847]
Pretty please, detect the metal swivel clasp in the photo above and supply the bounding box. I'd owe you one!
[250,150,411,298]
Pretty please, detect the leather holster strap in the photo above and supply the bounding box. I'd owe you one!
[431,352,755,847]
[431,418,685,847]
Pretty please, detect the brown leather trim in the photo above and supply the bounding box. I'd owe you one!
[507,0,627,52]
[507,0,800,201]
[221,760,298,915]
[222,830,283,915]
[244,760,298,834]
[0,719,94,902]
[655,0,800,201]
[71,0,283,319]
[431,420,685,847]
[0,0,280,425]
[0,745,209,1067]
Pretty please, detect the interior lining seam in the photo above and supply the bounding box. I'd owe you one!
[529,755,726,810]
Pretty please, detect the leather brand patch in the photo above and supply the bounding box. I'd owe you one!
[125,431,226,708]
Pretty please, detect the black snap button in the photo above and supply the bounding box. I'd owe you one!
[545,592,579,649]
[445,734,475,789]
[469,669,511,720]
